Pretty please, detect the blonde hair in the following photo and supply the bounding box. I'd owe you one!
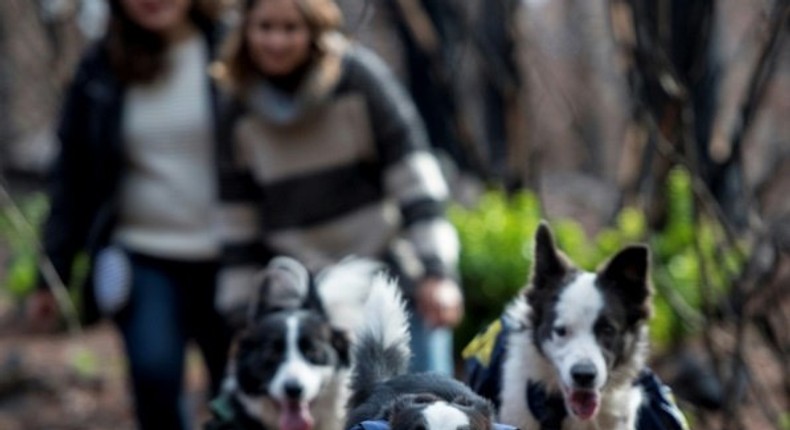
[220,0,343,89]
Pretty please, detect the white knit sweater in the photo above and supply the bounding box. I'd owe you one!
[114,33,219,260]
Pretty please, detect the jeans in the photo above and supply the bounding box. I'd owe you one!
[408,309,454,375]
[114,253,231,430]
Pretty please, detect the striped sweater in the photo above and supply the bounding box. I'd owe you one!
[216,34,459,313]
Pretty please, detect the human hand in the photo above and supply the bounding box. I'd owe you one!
[414,277,464,328]
[25,289,61,333]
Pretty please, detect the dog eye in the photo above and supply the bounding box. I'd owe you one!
[597,321,616,336]
[299,338,330,363]
[554,326,568,337]
[412,394,436,405]
[265,339,285,358]
[299,338,318,355]
[453,396,473,407]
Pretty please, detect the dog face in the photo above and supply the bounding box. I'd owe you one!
[230,257,350,430]
[234,310,350,429]
[386,393,494,430]
[525,223,651,421]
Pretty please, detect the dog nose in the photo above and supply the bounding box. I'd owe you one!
[284,380,303,399]
[570,362,597,387]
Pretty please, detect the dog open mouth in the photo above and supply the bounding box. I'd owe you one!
[564,388,600,420]
[279,400,314,430]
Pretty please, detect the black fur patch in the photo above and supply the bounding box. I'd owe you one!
[597,245,652,327]
[526,223,579,355]
[235,315,288,395]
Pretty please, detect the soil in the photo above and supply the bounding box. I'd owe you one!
[0,296,212,430]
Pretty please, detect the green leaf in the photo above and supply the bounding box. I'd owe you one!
[69,347,99,379]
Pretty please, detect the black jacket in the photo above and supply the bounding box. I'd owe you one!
[40,27,224,324]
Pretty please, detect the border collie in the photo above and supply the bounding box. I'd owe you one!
[470,222,666,430]
[345,275,499,430]
[207,257,380,430]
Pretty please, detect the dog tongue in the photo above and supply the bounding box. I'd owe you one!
[569,391,598,420]
[279,401,313,430]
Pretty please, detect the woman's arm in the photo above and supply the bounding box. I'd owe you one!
[351,46,463,327]
[41,57,97,288]
[29,55,98,329]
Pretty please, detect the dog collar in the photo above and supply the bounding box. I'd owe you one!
[206,392,268,430]
[526,381,567,430]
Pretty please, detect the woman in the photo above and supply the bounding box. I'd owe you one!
[26,0,232,428]
[220,0,464,374]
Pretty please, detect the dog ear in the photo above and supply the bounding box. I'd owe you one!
[599,245,649,288]
[331,328,351,367]
[598,245,652,321]
[301,275,328,316]
[531,221,569,290]
[248,256,311,322]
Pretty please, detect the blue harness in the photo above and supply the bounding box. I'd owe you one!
[462,318,689,430]
[348,420,519,430]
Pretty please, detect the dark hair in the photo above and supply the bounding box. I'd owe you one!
[221,0,343,90]
[105,0,220,84]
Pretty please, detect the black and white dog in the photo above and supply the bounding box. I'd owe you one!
[345,274,499,430]
[207,257,380,430]
[482,222,662,429]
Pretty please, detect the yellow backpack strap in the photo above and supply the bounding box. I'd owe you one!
[462,319,503,368]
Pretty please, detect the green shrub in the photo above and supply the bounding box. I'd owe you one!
[1,193,92,318]
[0,193,49,298]
[449,167,744,354]
[448,192,538,348]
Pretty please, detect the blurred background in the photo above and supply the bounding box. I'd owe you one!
[0,0,788,429]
